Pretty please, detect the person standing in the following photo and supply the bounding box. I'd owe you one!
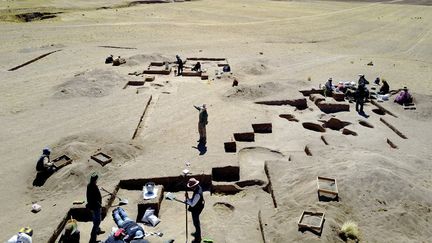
[355,83,368,113]
[176,55,183,76]
[358,74,369,86]
[194,104,208,143]
[185,178,205,243]
[86,172,104,243]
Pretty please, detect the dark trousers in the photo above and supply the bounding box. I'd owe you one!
[178,66,183,75]
[191,210,202,242]
[89,208,101,243]
[356,98,364,112]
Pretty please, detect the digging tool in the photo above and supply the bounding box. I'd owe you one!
[100,187,128,206]
[165,192,186,204]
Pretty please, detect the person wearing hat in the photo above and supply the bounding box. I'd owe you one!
[36,148,56,173]
[176,55,183,76]
[324,78,334,97]
[7,227,33,243]
[355,82,368,114]
[394,86,413,105]
[358,74,369,87]
[112,207,145,242]
[378,79,390,95]
[86,172,104,243]
[185,178,205,243]
[194,104,208,143]
[59,218,80,243]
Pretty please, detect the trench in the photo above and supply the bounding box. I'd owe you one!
[303,122,326,133]
[380,118,407,139]
[8,49,61,71]
[131,95,153,139]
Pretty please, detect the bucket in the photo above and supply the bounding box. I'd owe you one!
[145,182,155,195]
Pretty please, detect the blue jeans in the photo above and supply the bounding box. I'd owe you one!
[90,208,101,243]
[113,207,132,228]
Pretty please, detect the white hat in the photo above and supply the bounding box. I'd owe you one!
[134,230,144,239]
[187,178,200,188]
[358,74,364,77]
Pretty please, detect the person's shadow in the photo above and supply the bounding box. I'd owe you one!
[192,141,207,155]
[32,171,54,187]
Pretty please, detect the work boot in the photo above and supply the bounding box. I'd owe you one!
[97,228,105,235]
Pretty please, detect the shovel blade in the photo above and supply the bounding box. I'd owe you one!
[165,192,176,201]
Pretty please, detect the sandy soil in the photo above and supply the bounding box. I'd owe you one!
[1,0,432,242]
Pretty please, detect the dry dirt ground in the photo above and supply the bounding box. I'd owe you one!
[0,0,432,242]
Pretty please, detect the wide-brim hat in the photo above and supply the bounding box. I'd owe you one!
[65,219,78,234]
[187,178,199,188]
[358,74,364,77]
[134,230,144,239]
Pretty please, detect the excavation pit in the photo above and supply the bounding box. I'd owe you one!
[387,138,398,149]
[123,81,145,89]
[52,155,72,170]
[359,120,374,128]
[304,145,313,156]
[119,174,212,192]
[321,135,329,145]
[255,98,308,110]
[137,185,164,222]
[372,108,385,115]
[224,141,237,153]
[91,152,112,166]
[332,92,345,101]
[342,128,358,136]
[302,122,326,133]
[299,88,324,96]
[321,118,350,130]
[234,132,255,142]
[211,182,242,195]
[212,166,240,182]
[279,114,299,122]
[316,102,350,113]
[252,123,272,133]
[310,94,325,104]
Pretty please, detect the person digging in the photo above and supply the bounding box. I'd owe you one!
[185,178,205,243]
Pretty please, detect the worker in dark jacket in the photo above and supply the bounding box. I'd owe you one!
[176,55,183,76]
[112,207,145,242]
[185,178,205,243]
[358,74,369,86]
[194,104,208,143]
[355,84,368,113]
[36,148,55,173]
[379,80,390,95]
[87,172,104,243]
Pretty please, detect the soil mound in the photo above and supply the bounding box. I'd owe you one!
[53,69,126,98]
[125,53,171,67]
[224,82,284,100]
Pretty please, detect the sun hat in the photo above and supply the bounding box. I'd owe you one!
[19,227,33,236]
[187,178,200,188]
[64,219,78,234]
[42,148,51,155]
[358,74,364,77]
[134,230,144,239]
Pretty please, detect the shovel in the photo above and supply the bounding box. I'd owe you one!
[101,187,129,206]
[146,231,164,237]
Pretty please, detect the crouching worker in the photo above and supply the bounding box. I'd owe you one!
[59,218,80,243]
[192,62,202,72]
[394,86,413,105]
[112,207,145,242]
[36,148,56,173]
[8,227,33,243]
[185,178,205,243]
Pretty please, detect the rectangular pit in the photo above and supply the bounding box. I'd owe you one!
[212,166,240,182]
[298,211,325,232]
[252,123,272,133]
[52,155,72,170]
[233,132,255,142]
[224,141,237,153]
[137,185,164,222]
[91,152,112,166]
